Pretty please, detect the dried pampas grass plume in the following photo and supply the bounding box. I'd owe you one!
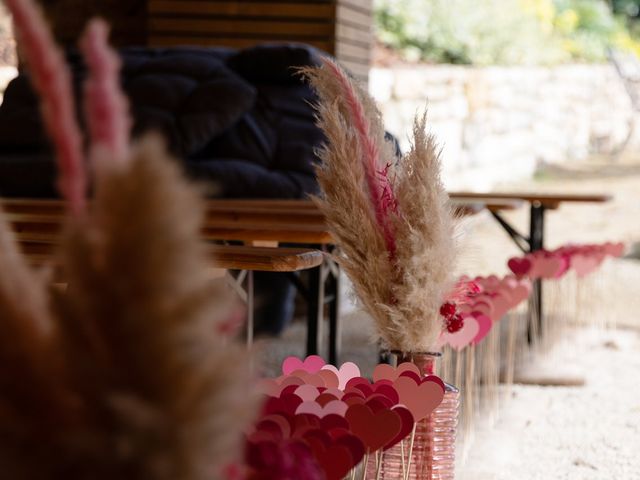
[305,60,456,352]
[0,0,258,478]
[57,136,257,479]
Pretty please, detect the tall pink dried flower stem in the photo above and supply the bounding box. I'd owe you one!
[80,19,130,164]
[322,58,398,258]
[5,0,86,216]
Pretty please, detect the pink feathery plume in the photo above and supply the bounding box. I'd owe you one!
[5,0,86,216]
[80,19,131,163]
[321,58,398,258]
[446,279,481,304]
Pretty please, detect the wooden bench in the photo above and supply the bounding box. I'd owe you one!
[0,200,324,347]
[3,196,522,363]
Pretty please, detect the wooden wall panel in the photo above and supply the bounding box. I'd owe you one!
[39,0,372,82]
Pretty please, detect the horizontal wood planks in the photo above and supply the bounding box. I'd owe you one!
[39,0,373,82]
[335,0,372,82]
[148,0,337,53]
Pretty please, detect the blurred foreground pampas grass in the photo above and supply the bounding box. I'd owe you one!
[0,1,257,478]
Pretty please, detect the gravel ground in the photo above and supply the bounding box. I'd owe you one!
[457,328,640,480]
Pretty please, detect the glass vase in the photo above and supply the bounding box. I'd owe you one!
[367,351,459,479]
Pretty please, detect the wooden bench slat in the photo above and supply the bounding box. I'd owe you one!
[19,242,324,273]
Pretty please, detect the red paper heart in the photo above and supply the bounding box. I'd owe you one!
[320,414,349,431]
[508,257,532,276]
[315,445,356,480]
[384,406,415,450]
[343,395,366,406]
[263,393,302,416]
[365,395,393,413]
[316,393,339,407]
[398,370,421,384]
[372,382,400,404]
[335,434,366,465]
[345,404,402,453]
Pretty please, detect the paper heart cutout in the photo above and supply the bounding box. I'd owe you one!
[294,385,320,402]
[315,444,356,480]
[572,254,599,278]
[321,362,361,390]
[288,370,325,387]
[489,292,511,321]
[365,394,394,413]
[471,312,492,345]
[373,363,396,383]
[470,300,493,318]
[335,434,365,466]
[343,395,366,406]
[317,369,339,389]
[393,376,444,421]
[610,242,625,257]
[322,387,344,399]
[372,382,400,404]
[508,257,532,276]
[316,393,340,407]
[384,406,414,451]
[531,256,563,279]
[345,404,402,453]
[345,376,370,390]
[398,370,421,384]
[296,400,348,418]
[345,381,373,398]
[263,393,302,416]
[423,374,446,391]
[282,355,326,375]
[276,375,304,389]
[442,314,480,351]
[396,362,421,378]
[511,284,531,305]
[319,414,349,432]
[255,413,292,439]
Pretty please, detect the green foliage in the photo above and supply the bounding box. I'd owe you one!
[375,0,640,65]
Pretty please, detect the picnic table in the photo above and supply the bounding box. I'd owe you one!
[449,192,612,341]
[0,196,523,363]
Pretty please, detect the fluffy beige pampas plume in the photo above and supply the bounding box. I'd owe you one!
[0,2,257,478]
[306,59,456,352]
[54,136,256,480]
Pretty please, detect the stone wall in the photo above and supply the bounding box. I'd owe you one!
[370,64,636,189]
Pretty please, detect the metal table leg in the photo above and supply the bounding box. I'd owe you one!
[306,263,324,356]
[528,203,546,342]
[328,264,341,365]
[490,202,547,343]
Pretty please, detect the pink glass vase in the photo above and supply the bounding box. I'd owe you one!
[367,352,459,479]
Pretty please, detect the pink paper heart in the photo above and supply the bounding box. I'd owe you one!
[531,256,563,279]
[471,312,492,345]
[295,399,348,418]
[393,376,444,422]
[373,363,396,383]
[294,385,320,402]
[488,292,511,321]
[282,355,326,375]
[571,254,599,278]
[321,362,361,390]
[443,314,479,351]
[470,300,493,318]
